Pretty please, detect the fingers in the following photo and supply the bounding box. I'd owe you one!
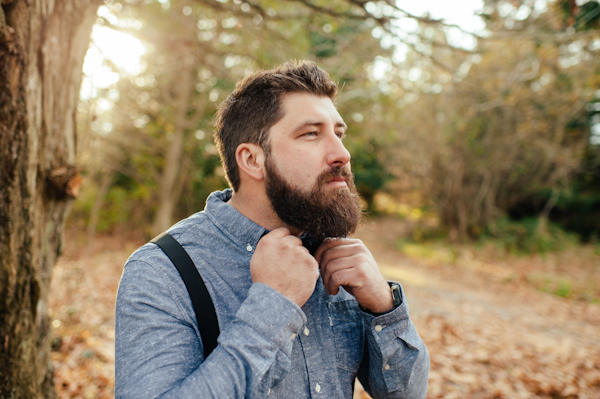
[262,227,295,241]
[322,266,363,296]
[314,237,360,264]
[266,226,291,237]
[317,238,382,299]
[315,238,367,267]
[251,227,317,307]
[318,240,364,295]
[315,238,392,312]
[259,227,304,250]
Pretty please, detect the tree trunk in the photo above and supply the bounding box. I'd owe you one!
[87,169,115,241]
[0,1,99,397]
[151,53,193,236]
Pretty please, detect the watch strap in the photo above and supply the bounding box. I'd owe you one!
[360,282,403,316]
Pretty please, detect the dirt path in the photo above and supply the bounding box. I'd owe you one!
[354,218,600,399]
[50,221,600,399]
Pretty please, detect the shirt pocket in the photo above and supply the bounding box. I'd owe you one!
[328,299,364,373]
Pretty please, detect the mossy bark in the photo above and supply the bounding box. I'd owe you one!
[0,1,99,397]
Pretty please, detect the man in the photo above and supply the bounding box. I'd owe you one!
[115,60,429,398]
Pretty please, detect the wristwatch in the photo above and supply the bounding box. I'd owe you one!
[361,282,403,316]
[389,282,402,308]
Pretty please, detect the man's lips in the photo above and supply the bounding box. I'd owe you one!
[326,176,348,188]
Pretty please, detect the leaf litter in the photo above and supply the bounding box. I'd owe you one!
[49,220,600,399]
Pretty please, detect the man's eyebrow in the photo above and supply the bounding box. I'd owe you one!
[336,121,348,131]
[293,120,348,132]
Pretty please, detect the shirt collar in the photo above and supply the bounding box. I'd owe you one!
[204,189,267,251]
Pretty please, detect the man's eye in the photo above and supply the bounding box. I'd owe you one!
[304,131,318,137]
[336,132,346,139]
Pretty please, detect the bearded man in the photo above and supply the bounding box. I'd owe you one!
[115,61,429,399]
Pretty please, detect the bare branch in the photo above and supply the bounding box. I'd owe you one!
[284,0,367,20]
[486,28,598,44]
[377,0,486,39]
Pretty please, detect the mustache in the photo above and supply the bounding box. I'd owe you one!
[317,166,353,186]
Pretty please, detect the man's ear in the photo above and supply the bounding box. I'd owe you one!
[235,143,265,182]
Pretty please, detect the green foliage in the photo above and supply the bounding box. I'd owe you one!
[310,31,337,58]
[409,224,448,243]
[508,146,600,241]
[95,186,131,232]
[406,1,600,239]
[553,148,600,240]
[559,0,600,31]
[531,185,600,242]
[396,239,457,263]
[68,171,157,234]
[72,0,397,235]
[67,181,96,230]
[527,274,575,299]
[553,278,572,298]
[347,140,392,211]
[480,217,579,254]
[72,0,599,243]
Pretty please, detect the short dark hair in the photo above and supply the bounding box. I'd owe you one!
[214,60,338,191]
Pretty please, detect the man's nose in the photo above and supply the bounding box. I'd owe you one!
[326,133,351,167]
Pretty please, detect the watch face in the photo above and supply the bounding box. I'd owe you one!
[390,283,402,307]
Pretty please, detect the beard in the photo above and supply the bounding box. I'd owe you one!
[264,156,363,238]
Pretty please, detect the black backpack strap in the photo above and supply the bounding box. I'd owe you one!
[151,232,219,357]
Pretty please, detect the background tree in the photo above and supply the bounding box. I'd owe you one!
[0,1,100,397]
[6,0,596,397]
[0,1,474,396]
[74,0,406,235]
[376,0,600,240]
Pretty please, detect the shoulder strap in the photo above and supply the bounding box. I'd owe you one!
[151,232,219,357]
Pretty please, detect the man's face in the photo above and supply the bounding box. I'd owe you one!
[263,93,363,238]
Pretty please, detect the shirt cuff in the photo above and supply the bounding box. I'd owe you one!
[361,283,426,393]
[233,282,307,357]
[360,282,422,356]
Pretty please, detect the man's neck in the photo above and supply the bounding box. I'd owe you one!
[228,188,301,236]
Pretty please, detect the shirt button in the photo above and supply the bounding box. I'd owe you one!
[384,364,390,371]
[315,383,321,393]
[303,327,310,336]
[290,333,297,340]
[375,324,383,332]
[246,244,253,252]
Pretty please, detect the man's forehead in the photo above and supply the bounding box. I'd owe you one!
[279,92,345,124]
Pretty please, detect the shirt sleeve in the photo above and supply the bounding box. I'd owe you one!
[115,259,306,399]
[357,283,430,399]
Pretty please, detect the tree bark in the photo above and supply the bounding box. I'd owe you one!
[0,1,99,397]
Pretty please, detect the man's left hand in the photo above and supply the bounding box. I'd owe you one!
[314,238,394,314]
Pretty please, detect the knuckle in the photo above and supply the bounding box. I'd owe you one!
[330,272,342,286]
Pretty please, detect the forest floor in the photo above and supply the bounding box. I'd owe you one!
[49,217,600,399]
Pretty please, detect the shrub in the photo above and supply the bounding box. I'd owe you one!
[480,216,579,254]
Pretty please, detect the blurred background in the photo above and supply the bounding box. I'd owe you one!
[71,0,600,245]
[48,0,600,398]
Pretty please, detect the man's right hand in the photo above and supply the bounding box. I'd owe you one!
[250,227,319,307]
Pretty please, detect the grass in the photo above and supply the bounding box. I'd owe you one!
[396,237,600,303]
[392,215,600,302]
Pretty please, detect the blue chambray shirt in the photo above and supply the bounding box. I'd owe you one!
[115,189,429,398]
